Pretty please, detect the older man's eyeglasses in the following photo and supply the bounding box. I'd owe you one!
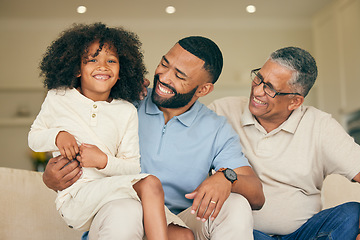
[250,68,301,98]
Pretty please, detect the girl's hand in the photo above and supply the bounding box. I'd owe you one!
[77,143,107,169]
[55,131,79,160]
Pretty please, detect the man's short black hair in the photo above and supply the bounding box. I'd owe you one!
[178,36,223,84]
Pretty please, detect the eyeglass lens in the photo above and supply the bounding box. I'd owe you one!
[252,70,276,97]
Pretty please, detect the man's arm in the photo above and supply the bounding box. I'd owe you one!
[230,166,265,209]
[352,172,360,183]
[43,155,82,191]
[186,166,264,222]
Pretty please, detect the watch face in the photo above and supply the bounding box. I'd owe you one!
[225,169,237,181]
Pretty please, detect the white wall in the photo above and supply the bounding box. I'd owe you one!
[0,9,323,170]
[313,0,360,125]
[313,0,360,209]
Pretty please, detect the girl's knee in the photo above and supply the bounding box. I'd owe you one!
[135,175,164,197]
[144,175,163,191]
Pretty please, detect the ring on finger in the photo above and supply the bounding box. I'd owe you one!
[210,200,217,204]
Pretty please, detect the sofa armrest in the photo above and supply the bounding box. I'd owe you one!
[322,174,360,209]
[0,167,82,240]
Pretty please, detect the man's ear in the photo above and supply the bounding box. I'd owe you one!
[195,83,214,97]
[288,95,304,111]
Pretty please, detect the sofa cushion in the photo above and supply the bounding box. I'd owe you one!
[0,167,82,240]
[322,174,360,209]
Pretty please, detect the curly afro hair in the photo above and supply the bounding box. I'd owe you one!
[40,22,147,102]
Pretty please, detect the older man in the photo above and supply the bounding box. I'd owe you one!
[209,46,360,239]
[43,36,264,240]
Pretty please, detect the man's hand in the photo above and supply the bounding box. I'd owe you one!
[43,155,82,191]
[185,172,232,222]
[77,143,107,169]
[55,131,79,160]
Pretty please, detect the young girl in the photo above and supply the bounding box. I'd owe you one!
[28,23,170,240]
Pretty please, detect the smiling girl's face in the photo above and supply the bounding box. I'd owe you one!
[78,41,120,102]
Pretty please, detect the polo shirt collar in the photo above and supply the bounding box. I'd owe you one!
[145,92,201,127]
[241,105,256,127]
[145,93,162,115]
[281,106,303,134]
[240,103,304,134]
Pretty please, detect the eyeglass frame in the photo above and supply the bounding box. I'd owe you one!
[250,68,302,98]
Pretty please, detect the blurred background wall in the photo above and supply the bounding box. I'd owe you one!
[0,0,359,171]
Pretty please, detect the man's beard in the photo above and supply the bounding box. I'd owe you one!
[151,75,198,109]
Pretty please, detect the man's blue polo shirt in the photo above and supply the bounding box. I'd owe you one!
[81,91,250,239]
[138,91,250,214]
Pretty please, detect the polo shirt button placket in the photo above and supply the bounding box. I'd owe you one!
[91,104,98,126]
[257,136,269,156]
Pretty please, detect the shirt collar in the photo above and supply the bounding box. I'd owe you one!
[145,91,162,115]
[281,106,303,134]
[144,89,202,127]
[240,102,303,134]
[241,103,256,127]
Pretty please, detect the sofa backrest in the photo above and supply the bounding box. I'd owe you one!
[0,167,82,240]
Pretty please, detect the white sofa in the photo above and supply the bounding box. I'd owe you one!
[1,167,360,240]
[322,174,360,209]
[0,167,82,240]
